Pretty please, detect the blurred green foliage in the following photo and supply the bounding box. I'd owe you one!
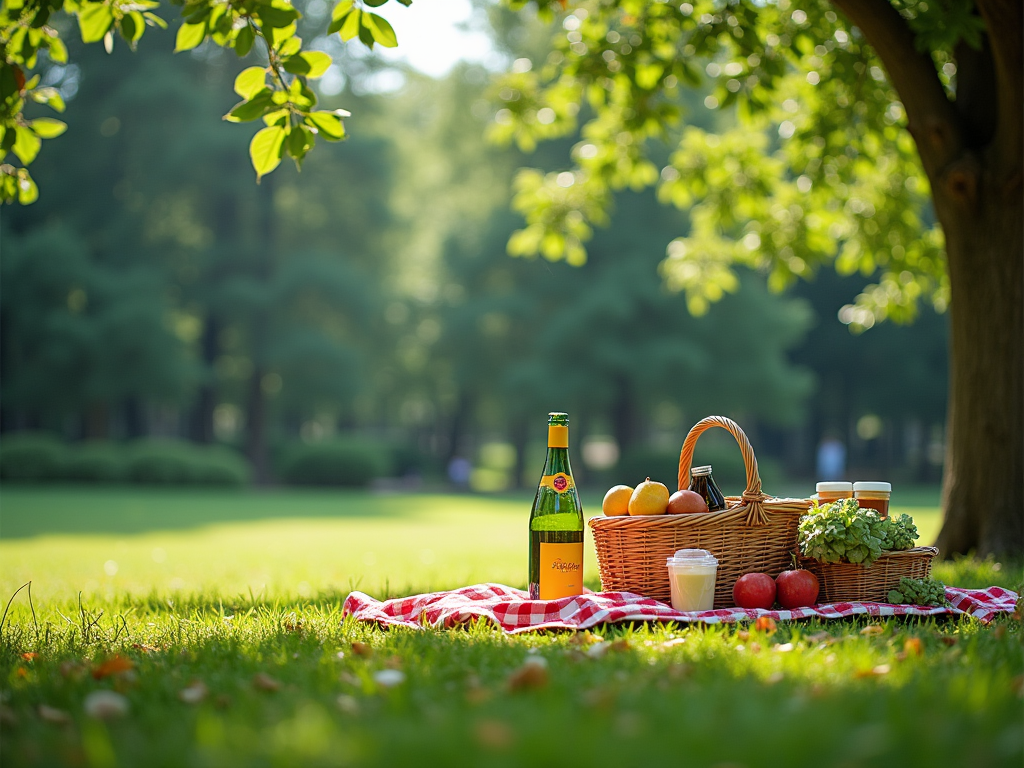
[0,433,249,484]
[275,438,392,487]
[0,3,950,490]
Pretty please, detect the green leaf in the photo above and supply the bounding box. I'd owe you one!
[28,118,67,138]
[12,127,42,165]
[363,0,388,6]
[224,90,273,122]
[330,0,353,21]
[174,21,207,52]
[15,168,37,204]
[78,2,115,44]
[262,108,289,126]
[282,51,332,78]
[305,111,345,140]
[276,35,302,57]
[47,36,69,64]
[29,87,66,113]
[234,66,268,99]
[338,7,360,41]
[259,1,300,28]
[234,23,254,56]
[249,125,286,181]
[144,11,168,29]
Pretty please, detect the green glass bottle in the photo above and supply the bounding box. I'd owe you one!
[528,412,584,600]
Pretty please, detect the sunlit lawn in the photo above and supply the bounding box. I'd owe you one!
[1,486,1020,768]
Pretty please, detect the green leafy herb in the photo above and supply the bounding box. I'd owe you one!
[881,513,918,551]
[887,577,947,606]
[797,499,888,566]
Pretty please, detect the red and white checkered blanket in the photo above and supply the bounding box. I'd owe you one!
[342,583,1019,634]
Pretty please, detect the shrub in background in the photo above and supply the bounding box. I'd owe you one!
[125,440,250,486]
[277,439,392,487]
[63,441,127,483]
[0,435,250,486]
[0,433,68,482]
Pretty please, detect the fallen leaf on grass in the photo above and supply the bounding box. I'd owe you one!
[993,625,1007,640]
[16,667,28,677]
[84,691,129,720]
[475,719,514,750]
[92,656,134,680]
[940,636,958,646]
[1011,675,1023,699]
[38,705,71,724]
[765,671,784,685]
[755,617,777,633]
[854,664,891,679]
[904,637,923,657]
[373,669,406,688]
[336,694,360,715]
[660,638,687,649]
[253,673,280,692]
[282,613,303,632]
[339,671,360,687]
[859,625,885,637]
[383,655,403,670]
[350,641,373,658]
[580,687,614,710]
[179,681,208,705]
[806,632,829,643]
[568,632,603,646]
[585,642,609,659]
[0,705,17,727]
[507,657,548,692]
[608,639,631,653]
[21,652,39,662]
[774,643,794,653]
[131,643,159,653]
[214,695,232,709]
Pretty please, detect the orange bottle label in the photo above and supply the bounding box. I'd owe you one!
[547,425,568,448]
[539,473,574,492]
[539,542,584,600]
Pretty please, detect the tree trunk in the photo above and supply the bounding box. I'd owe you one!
[933,175,1023,558]
[188,314,219,444]
[245,177,274,485]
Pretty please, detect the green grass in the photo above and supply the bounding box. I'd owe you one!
[1,486,1021,768]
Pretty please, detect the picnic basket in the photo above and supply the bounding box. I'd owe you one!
[589,415,812,609]
[800,547,938,603]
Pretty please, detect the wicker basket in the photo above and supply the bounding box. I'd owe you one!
[800,547,938,603]
[589,415,812,608]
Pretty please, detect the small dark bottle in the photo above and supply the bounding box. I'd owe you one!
[689,465,726,512]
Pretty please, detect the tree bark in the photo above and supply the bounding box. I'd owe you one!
[933,175,1023,557]
[833,0,1024,557]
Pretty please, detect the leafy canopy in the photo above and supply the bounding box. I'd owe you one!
[0,0,409,198]
[490,0,969,328]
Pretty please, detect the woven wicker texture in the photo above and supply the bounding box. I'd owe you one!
[590,416,811,608]
[801,547,938,603]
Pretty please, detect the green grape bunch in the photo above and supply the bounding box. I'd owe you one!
[887,577,947,606]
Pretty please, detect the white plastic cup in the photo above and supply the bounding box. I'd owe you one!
[666,549,719,612]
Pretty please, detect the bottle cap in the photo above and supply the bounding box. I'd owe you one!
[691,465,713,477]
[816,482,853,492]
[853,482,891,493]
[666,548,718,567]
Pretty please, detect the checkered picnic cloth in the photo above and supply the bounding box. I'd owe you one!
[342,583,1019,634]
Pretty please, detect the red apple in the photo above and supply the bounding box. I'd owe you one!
[775,569,820,609]
[666,489,709,515]
[732,573,776,610]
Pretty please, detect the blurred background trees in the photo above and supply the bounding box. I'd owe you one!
[0,2,950,495]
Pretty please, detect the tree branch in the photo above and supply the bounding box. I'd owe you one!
[974,0,1023,175]
[829,0,963,182]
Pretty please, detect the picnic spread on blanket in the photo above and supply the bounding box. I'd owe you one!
[346,414,1019,632]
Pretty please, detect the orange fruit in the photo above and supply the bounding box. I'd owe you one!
[602,485,633,516]
[628,478,670,516]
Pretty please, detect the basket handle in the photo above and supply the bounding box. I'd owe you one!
[677,415,768,525]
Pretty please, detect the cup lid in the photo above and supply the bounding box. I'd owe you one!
[691,465,713,476]
[816,482,853,492]
[853,482,891,492]
[666,548,718,566]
